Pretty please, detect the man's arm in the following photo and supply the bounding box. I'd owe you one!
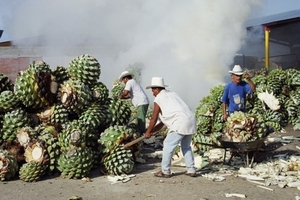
[119,90,130,99]
[221,86,229,121]
[246,78,256,93]
[151,121,164,133]
[244,73,256,93]
[222,102,228,121]
[145,102,162,138]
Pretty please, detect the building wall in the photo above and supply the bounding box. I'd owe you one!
[0,46,42,81]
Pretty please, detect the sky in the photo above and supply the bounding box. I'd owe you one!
[1,0,298,111]
[249,0,300,18]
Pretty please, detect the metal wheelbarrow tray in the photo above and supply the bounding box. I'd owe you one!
[218,137,267,167]
[219,137,266,151]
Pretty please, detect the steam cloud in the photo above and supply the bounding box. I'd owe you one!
[1,0,262,110]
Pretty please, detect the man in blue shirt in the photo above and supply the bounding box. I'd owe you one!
[221,65,256,121]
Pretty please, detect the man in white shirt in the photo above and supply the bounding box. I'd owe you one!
[119,71,149,135]
[145,77,197,178]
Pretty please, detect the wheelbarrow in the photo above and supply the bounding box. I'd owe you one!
[218,136,267,168]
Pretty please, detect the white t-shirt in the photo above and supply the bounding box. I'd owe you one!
[124,79,149,107]
[154,90,196,135]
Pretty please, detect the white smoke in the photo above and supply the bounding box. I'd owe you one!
[1,0,263,111]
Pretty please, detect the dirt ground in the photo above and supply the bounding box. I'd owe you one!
[2,125,300,200]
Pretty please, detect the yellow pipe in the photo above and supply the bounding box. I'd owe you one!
[264,26,270,68]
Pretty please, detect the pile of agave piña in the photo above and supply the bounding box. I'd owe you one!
[0,54,145,182]
[193,67,300,153]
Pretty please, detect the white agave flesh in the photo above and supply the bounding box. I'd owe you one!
[257,90,280,111]
[279,158,289,164]
[32,146,43,160]
[61,93,68,103]
[50,81,58,94]
[238,167,252,174]
[67,148,76,156]
[249,117,256,123]
[278,182,287,188]
[269,166,281,175]
[285,171,299,176]
[70,131,81,141]
[213,176,226,182]
[201,173,226,181]
[290,155,300,162]
[0,160,4,169]
[204,110,214,116]
[266,178,278,185]
[238,174,264,181]
[25,143,44,162]
[37,107,54,120]
[50,75,58,94]
[233,123,244,129]
[17,131,31,147]
[19,134,30,145]
[122,178,131,183]
[274,175,294,182]
[225,193,246,198]
[125,174,136,178]
[253,165,269,173]
[259,174,272,179]
[287,181,300,187]
[229,155,300,189]
[107,175,120,182]
[42,109,51,116]
[93,90,100,98]
[265,179,273,186]
[256,185,274,191]
[247,179,265,185]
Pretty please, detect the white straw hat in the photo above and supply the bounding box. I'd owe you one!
[119,71,133,81]
[229,65,244,75]
[146,77,168,89]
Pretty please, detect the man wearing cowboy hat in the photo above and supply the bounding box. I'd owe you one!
[221,65,256,121]
[144,77,197,178]
[119,71,149,135]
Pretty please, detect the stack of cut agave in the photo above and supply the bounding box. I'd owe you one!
[194,68,300,153]
[0,54,146,182]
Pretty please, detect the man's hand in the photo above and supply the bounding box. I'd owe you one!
[222,113,228,122]
[144,131,152,139]
[244,72,251,80]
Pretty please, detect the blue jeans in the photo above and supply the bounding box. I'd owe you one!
[162,131,196,174]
